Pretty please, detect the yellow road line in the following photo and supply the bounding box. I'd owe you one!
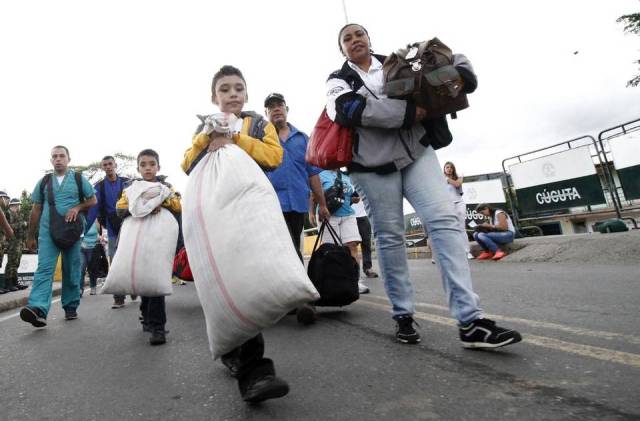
[362,294,640,346]
[359,299,640,369]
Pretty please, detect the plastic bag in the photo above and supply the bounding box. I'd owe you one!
[183,145,319,358]
[101,208,178,297]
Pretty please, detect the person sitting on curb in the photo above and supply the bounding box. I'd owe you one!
[473,203,515,261]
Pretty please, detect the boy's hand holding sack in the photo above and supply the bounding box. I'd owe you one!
[101,181,178,297]
[197,112,239,137]
[183,145,319,359]
[383,37,477,119]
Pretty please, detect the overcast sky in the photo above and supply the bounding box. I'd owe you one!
[1,0,639,199]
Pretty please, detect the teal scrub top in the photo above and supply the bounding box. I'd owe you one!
[31,169,96,234]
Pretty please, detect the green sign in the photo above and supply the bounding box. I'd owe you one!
[515,174,606,215]
[617,164,640,200]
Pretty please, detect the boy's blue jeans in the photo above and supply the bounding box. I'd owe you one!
[80,247,98,288]
[473,231,514,253]
[351,146,482,325]
[28,232,82,317]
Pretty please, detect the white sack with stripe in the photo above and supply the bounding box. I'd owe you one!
[101,209,178,297]
[183,145,319,359]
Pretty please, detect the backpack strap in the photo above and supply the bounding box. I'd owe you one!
[46,174,55,207]
[39,174,53,205]
[75,172,85,203]
[240,111,267,140]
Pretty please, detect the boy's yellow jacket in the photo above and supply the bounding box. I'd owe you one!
[181,112,283,175]
[116,181,182,217]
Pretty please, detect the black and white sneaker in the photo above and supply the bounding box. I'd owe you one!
[395,315,421,344]
[64,309,78,320]
[20,306,47,328]
[459,318,522,349]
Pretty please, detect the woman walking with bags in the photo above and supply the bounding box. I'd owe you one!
[323,23,522,349]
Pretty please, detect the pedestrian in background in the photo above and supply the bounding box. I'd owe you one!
[351,193,379,278]
[3,198,29,292]
[0,191,15,294]
[473,203,515,261]
[443,161,474,259]
[80,221,100,296]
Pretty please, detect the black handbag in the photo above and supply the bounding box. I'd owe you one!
[307,221,359,307]
[89,243,109,278]
[324,171,346,214]
[43,173,85,249]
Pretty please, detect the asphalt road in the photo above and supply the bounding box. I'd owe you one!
[1,260,638,421]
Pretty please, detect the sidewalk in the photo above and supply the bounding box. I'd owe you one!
[0,282,62,313]
[406,229,640,264]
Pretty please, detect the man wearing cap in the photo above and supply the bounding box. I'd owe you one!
[3,198,29,292]
[0,191,15,294]
[264,93,330,258]
[264,93,330,324]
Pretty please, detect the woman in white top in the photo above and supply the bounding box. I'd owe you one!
[443,162,473,259]
[323,23,522,349]
[473,203,516,261]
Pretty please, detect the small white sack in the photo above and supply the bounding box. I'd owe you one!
[125,180,172,218]
[101,208,178,297]
[183,145,319,359]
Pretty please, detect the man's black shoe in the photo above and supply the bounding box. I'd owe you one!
[395,315,421,344]
[7,285,18,292]
[64,309,78,320]
[459,318,522,349]
[16,283,28,290]
[149,330,167,345]
[20,306,47,327]
[0,288,8,294]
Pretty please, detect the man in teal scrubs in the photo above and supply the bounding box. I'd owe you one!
[20,146,97,327]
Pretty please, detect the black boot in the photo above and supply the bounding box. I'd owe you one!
[221,334,265,378]
[6,279,18,292]
[238,358,289,403]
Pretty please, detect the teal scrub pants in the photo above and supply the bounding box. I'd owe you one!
[28,231,82,317]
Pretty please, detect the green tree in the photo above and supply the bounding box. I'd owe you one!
[55,152,136,182]
[618,9,640,87]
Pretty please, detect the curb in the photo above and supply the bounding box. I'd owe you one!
[0,284,63,313]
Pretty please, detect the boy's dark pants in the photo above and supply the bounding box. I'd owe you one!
[221,334,277,396]
[140,296,166,331]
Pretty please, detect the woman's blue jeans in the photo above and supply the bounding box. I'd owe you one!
[473,231,514,253]
[351,146,482,324]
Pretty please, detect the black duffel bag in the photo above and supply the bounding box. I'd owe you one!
[307,221,359,307]
[42,173,86,249]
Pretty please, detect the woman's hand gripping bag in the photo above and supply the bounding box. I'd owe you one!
[101,181,178,297]
[183,145,319,359]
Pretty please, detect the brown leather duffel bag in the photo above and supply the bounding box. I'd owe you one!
[383,38,468,119]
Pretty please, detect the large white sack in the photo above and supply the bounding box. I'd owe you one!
[125,180,172,217]
[183,145,320,359]
[101,208,178,297]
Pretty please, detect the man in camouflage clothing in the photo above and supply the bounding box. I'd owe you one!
[4,198,28,292]
[0,191,12,294]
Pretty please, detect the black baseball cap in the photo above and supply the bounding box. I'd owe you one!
[264,93,286,108]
